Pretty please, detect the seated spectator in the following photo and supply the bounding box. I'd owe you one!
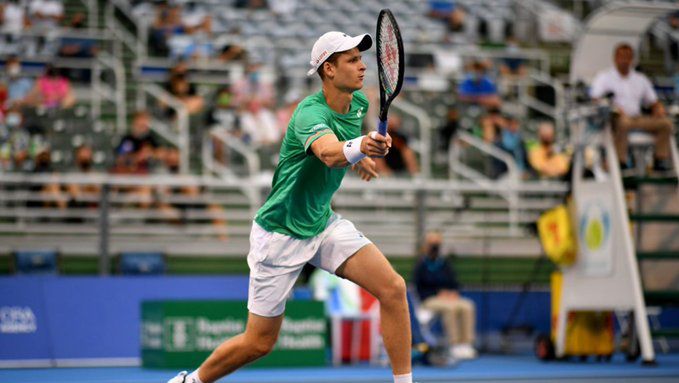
[1,107,32,171]
[590,43,674,171]
[276,88,303,136]
[239,98,279,146]
[58,13,97,58]
[232,61,275,109]
[166,73,204,115]
[58,13,97,82]
[458,61,501,108]
[25,64,75,110]
[149,3,185,57]
[481,110,528,178]
[499,36,527,79]
[218,43,247,64]
[181,1,212,36]
[66,144,100,204]
[38,147,71,210]
[29,0,64,30]
[1,0,30,33]
[112,110,161,175]
[528,122,570,180]
[3,55,34,108]
[156,148,228,240]
[439,106,459,153]
[374,115,419,177]
[428,0,465,33]
[413,231,477,360]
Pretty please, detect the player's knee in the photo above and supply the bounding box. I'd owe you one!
[249,337,277,359]
[378,274,407,304]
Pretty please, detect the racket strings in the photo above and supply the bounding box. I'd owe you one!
[378,18,400,95]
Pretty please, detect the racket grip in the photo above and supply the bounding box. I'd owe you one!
[378,119,388,136]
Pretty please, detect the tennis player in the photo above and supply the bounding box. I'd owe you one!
[168,31,413,383]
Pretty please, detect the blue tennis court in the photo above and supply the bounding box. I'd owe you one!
[2,354,678,383]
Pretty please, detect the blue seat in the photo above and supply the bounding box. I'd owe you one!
[118,252,165,275]
[13,250,59,275]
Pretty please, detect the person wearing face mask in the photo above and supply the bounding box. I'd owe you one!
[528,121,570,180]
[457,60,500,109]
[3,56,34,108]
[413,231,477,360]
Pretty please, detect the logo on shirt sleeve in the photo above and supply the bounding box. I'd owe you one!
[356,107,364,118]
[311,123,330,132]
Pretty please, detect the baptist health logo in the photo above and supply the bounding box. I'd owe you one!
[164,317,195,351]
[0,306,37,334]
[578,201,611,252]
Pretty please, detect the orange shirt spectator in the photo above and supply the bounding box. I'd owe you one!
[528,122,570,179]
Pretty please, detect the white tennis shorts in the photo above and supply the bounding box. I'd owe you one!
[247,214,372,317]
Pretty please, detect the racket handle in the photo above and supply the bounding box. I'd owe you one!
[378,119,388,136]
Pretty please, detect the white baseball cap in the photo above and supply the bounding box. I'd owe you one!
[307,31,373,77]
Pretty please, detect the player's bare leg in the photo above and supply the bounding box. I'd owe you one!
[195,313,284,382]
[336,244,411,375]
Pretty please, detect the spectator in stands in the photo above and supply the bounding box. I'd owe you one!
[528,122,570,180]
[458,61,501,108]
[276,88,302,136]
[499,36,527,79]
[29,0,64,30]
[3,55,34,108]
[166,73,204,115]
[218,43,247,64]
[590,43,674,171]
[113,110,161,175]
[58,12,97,58]
[58,13,97,82]
[481,110,528,178]
[25,64,76,110]
[149,3,185,57]
[63,144,100,215]
[240,97,279,146]
[1,107,31,171]
[428,0,465,33]
[33,143,71,210]
[181,1,212,36]
[1,0,30,33]
[439,106,459,153]
[374,114,419,178]
[156,147,229,241]
[413,231,477,360]
[232,61,275,109]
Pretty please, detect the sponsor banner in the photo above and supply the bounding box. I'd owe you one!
[142,300,326,368]
[0,276,249,365]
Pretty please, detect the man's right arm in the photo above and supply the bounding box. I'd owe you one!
[310,133,391,168]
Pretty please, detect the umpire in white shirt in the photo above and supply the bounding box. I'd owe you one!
[590,43,673,171]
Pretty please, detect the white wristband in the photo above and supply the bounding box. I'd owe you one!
[343,135,366,165]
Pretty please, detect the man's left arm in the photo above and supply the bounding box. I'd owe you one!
[641,75,665,117]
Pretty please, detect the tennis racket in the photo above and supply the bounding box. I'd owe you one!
[376,9,405,137]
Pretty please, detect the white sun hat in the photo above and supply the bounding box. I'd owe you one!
[306,31,373,76]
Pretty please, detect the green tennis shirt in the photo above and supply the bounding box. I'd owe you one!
[255,90,369,239]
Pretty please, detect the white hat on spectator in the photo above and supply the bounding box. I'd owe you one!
[307,31,372,76]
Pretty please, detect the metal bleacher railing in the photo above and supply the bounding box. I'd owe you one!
[0,171,568,275]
